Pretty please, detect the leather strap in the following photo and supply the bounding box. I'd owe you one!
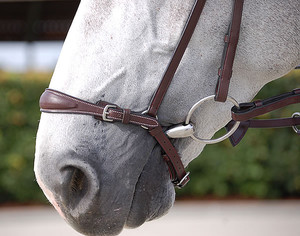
[149,126,190,187]
[226,116,300,146]
[40,89,159,129]
[226,88,300,146]
[147,0,206,117]
[215,0,244,102]
[232,88,300,121]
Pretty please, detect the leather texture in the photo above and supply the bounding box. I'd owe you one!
[40,89,159,128]
[215,0,244,102]
[231,89,300,121]
[226,115,300,146]
[149,126,190,187]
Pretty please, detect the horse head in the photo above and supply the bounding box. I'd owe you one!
[34,0,299,235]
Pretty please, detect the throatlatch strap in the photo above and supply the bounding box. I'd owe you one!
[215,0,244,102]
[147,0,207,117]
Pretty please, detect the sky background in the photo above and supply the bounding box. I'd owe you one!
[0,41,63,72]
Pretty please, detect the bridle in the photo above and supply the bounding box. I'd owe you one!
[39,0,300,188]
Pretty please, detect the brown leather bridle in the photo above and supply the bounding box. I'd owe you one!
[39,0,300,188]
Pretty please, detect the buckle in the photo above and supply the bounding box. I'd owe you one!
[292,112,300,134]
[103,105,117,122]
[141,110,158,130]
[174,172,190,189]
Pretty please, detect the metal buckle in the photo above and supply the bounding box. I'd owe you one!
[174,172,190,189]
[292,112,300,134]
[141,110,158,130]
[103,105,117,122]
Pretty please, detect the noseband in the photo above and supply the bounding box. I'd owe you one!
[39,0,300,188]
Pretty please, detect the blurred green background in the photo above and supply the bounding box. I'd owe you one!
[0,69,299,204]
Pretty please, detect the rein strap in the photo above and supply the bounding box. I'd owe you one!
[227,88,300,145]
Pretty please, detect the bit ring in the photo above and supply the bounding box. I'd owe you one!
[185,95,240,144]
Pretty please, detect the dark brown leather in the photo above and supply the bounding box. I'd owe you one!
[147,0,207,117]
[226,116,300,146]
[215,0,244,102]
[122,109,131,124]
[149,126,190,187]
[40,89,160,129]
[232,89,300,121]
[225,120,248,146]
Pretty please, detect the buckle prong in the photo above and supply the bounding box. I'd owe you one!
[103,105,117,122]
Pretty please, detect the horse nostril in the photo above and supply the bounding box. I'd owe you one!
[62,167,89,210]
[70,168,85,193]
[58,161,99,217]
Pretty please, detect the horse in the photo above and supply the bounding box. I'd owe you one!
[34,0,300,235]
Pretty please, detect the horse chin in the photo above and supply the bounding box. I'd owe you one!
[125,146,176,229]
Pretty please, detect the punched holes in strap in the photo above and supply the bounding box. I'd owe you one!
[149,126,190,188]
[215,0,244,102]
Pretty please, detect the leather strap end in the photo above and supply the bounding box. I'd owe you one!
[40,89,78,111]
[225,120,249,146]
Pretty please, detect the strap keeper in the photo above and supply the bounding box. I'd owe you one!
[122,109,131,124]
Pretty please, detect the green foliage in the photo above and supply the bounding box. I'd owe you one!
[0,70,299,204]
[0,72,50,204]
[177,70,300,199]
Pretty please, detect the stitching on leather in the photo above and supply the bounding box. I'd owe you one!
[110,111,159,127]
[48,90,159,127]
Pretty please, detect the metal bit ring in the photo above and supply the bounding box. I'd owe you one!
[185,95,240,144]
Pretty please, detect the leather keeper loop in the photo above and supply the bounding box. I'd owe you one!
[122,109,131,124]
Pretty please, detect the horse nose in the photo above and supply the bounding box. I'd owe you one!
[59,161,100,214]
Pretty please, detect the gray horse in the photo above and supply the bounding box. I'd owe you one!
[34,0,300,235]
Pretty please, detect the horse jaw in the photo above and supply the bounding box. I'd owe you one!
[35,0,300,235]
